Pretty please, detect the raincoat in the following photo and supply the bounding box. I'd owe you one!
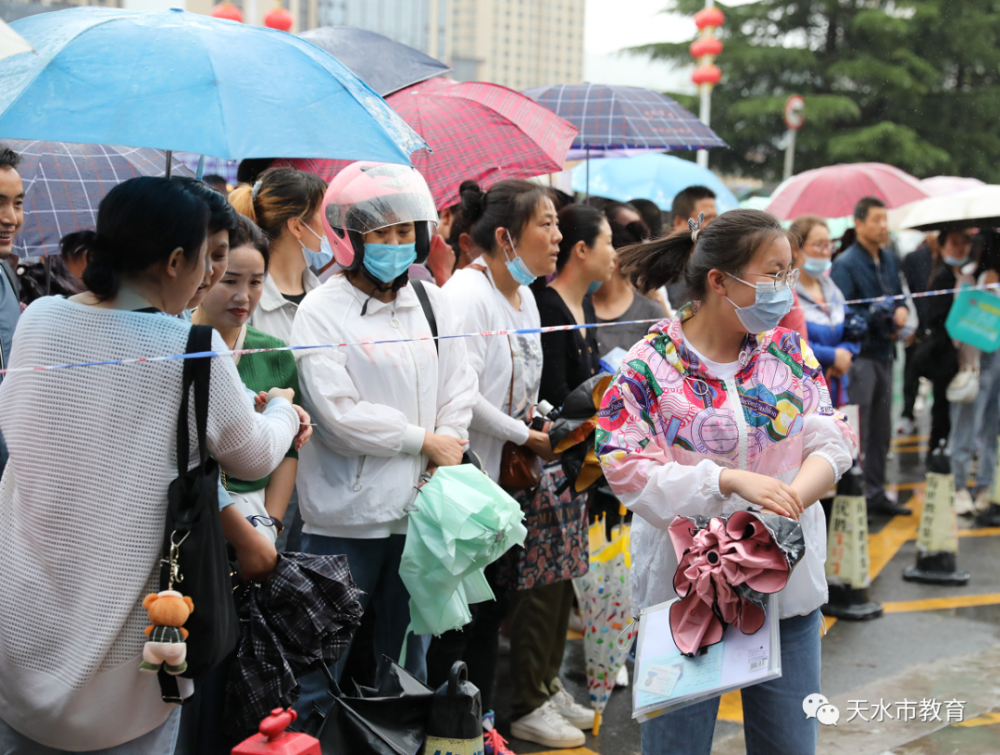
[596,311,856,620]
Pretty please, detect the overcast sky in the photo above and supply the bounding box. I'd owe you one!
[583,0,754,93]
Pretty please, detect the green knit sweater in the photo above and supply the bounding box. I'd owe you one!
[226,326,299,494]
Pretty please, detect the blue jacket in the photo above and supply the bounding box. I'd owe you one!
[831,242,903,361]
[796,276,860,406]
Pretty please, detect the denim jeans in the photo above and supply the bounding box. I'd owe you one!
[950,350,1000,491]
[294,533,430,717]
[640,610,821,755]
[0,709,180,755]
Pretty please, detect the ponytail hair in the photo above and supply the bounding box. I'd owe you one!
[461,179,549,254]
[229,167,326,241]
[67,176,209,301]
[617,209,784,301]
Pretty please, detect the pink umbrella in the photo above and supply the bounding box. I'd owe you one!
[667,511,799,657]
[766,162,929,221]
[277,78,577,209]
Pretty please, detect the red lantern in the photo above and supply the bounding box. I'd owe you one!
[694,7,725,30]
[210,2,243,22]
[264,5,293,31]
[691,65,723,86]
[689,37,724,59]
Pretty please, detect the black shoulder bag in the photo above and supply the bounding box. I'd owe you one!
[157,324,239,702]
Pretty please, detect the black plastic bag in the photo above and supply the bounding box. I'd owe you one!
[426,662,481,741]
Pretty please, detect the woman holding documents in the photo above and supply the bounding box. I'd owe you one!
[597,209,856,755]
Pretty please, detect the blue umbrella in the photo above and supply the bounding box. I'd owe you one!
[570,153,739,213]
[523,84,726,155]
[0,7,426,164]
[300,26,450,97]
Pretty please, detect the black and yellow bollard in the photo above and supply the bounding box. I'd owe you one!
[903,441,971,585]
[822,459,884,620]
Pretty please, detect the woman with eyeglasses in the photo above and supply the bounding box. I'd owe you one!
[597,209,856,755]
[790,215,860,407]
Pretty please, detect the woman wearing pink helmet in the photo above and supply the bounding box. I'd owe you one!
[289,162,478,707]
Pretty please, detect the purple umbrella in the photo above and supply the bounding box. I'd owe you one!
[8,140,194,261]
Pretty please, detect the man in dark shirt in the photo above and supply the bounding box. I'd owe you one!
[0,145,23,476]
[832,197,911,516]
[899,235,939,433]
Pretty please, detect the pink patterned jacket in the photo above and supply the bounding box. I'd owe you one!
[597,313,856,619]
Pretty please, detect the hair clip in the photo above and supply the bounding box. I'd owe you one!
[251,179,263,201]
[688,211,705,243]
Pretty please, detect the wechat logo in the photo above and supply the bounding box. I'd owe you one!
[803,694,840,725]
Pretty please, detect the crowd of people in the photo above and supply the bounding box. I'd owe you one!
[0,137,993,755]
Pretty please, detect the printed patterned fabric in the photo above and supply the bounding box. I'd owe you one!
[575,521,633,721]
[596,312,851,487]
[497,465,589,591]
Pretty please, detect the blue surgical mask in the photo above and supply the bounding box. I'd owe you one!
[587,280,603,294]
[726,274,795,334]
[802,257,832,277]
[301,223,334,270]
[944,255,970,268]
[503,229,538,287]
[363,241,418,283]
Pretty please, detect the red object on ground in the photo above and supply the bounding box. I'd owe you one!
[264,6,293,31]
[210,2,243,22]
[231,708,320,755]
[694,7,725,29]
[691,64,723,86]
[277,78,577,209]
[689,37,724,59]
[765,162,930,220]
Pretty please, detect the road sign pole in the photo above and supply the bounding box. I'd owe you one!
[783,128,796,180]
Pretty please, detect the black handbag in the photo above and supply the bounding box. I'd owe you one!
[156,324,239,702]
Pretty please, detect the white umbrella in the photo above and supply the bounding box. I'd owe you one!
[0,19,33,62]
[898,185,1000,231]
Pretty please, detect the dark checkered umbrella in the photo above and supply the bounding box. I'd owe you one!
[7,140,194,261]
[223,552,363,738]
[279,77,578,209]
[522,83,727,154]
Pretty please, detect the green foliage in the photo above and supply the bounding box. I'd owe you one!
[628,0,1000,181]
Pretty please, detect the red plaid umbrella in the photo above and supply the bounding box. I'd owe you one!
[766,162,929,220]
[277,78,577,209]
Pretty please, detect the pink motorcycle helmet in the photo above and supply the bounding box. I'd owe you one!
[321,162,439,270]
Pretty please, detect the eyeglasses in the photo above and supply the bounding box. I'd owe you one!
[745,268,800,291]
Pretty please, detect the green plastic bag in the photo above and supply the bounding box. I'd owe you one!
[399,464,527,636]
[946,286,1000,352]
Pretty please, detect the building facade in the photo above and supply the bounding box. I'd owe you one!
[449,0,584,89]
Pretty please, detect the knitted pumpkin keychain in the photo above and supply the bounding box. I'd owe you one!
[139,531,195,675]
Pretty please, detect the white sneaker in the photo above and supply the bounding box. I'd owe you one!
[954,489,975,517]
[896,417,916,436]
[615,664,630,688]
[550,688,596,730]
[510,700,586,749]
[975,489,993,514]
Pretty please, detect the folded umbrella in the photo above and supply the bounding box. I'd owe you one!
[399,464,527,636]
[574,518,634,736]
[5,140,194,261]
[550,373,614,494]
[667,510,805,657]
[300,26,450,97]
[280,77,577,208]
[224,552,363,737]
[0,8,425,163]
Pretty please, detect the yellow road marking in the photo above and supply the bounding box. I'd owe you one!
[958,527,1000,538]
[719,690,743,722]
[868,492,924,578]
[887,481,927,492]
[882,593,1000,614]
[892,434,930,444]
[954,711,1000,727]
